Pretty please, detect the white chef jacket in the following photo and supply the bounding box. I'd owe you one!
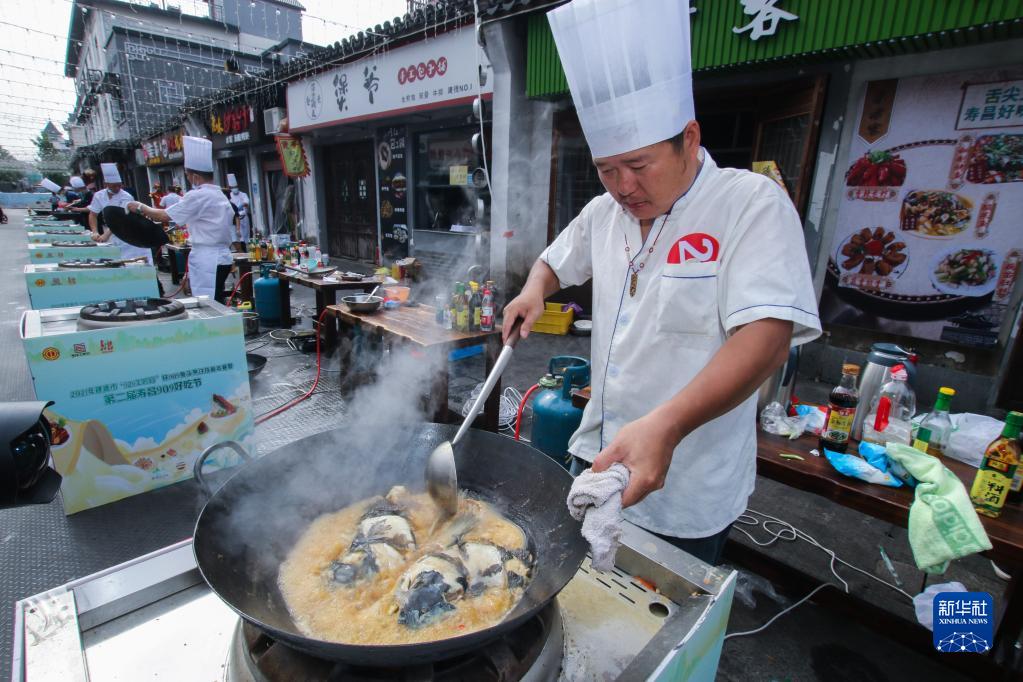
[87,188,153,264]
[165,183,235,298]
[160,193,182,209]
[541,150,821,538]
[229,190,251,241]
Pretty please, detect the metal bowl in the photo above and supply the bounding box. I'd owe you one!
[246,353,267,379]
[341,294,383,313]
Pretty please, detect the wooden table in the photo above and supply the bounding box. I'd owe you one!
[165,244,190,287]
[326,303,502,430]
[571,385,1023,670]
[277,272,381,346]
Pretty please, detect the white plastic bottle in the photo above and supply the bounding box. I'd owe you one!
[862,364,916,445]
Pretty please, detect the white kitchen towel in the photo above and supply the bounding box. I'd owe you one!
[567,463,630,572]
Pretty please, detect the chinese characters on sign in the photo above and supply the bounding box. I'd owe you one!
[956,80,1023,131]
[276,134,310,178]
[732,0,798,41]
[142,129,184,166]
[287,30,492,132]
[377,126,409,260]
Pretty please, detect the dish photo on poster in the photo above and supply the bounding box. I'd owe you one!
[899,189,973,238]
[930,245,1001,297]
[967,133,1023,184]
[845,149,908,187]
[836,227,909,280]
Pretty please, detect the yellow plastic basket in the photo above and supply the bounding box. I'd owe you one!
[532,302,574,335]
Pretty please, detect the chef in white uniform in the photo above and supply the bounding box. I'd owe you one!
[226,173,251,241]
[39,178,61,210]
[126,137,234,301]
[88,163,153,264]
[502,0,821,565]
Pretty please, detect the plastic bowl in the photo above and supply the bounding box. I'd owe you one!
[383,286,411,302]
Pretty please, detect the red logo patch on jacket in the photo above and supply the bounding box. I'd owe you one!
[667,233,719,264]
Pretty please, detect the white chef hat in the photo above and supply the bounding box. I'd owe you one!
[39,178,61,193]
[70,176,85,189]
[226,173,238,188]
[183,136,214,173]
[100,163,122,184]
[547,0,695,159]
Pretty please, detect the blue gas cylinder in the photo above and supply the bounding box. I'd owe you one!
[254,264,281,326]
[532,356,590,469]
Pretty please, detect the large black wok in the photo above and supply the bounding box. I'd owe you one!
[192,423,587,666]
[101,205,170,248]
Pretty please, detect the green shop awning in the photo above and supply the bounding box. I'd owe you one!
[526,0,1023,98]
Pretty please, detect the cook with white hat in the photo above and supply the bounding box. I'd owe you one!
[226,173,251,241]
[88,163,153,264]
[127,137,234,301]
[501,0,821,565]
[38,178,61,210]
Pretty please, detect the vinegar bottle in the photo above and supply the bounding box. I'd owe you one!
[819,364,860,454]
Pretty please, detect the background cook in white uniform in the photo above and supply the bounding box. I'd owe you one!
[165,184,235,298]
[226,173,251,241]
[540,149,821,538]
[88,187,154,264]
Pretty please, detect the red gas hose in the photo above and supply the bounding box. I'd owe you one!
[225,270,254,307]
[254,307,329,424]
[514,383,541,441]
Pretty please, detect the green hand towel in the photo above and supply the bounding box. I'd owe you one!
[885,443,992,574]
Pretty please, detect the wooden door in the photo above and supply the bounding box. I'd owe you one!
[324,140,378,262]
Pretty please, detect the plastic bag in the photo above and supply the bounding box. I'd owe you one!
[914,581,967,630]
[947,414,1004,468]
[824,448,903,487]
[794,403,828,436]
[858,441,917,487]
[760,402,804,439]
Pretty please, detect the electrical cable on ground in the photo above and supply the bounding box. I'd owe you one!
[722,508,915,641]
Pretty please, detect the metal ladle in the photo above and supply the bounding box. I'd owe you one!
[427,319,523,517]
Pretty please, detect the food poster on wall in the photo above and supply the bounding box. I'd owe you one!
[377,125,409,260]
[22,313,254,514]
[820,68,1023,348]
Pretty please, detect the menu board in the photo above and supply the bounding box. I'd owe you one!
[377,125,409,260]
[820,68,1023,348]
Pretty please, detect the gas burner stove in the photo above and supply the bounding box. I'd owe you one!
[78,297,188,329]
[48,240,97,247]
[227,602,563,682]
[37,229,86,235]
[13,527,735,682]
[57,258,123,269]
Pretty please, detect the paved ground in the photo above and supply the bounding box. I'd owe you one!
[0,209,990,680]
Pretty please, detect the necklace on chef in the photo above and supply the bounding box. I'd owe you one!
[623,213,671,297]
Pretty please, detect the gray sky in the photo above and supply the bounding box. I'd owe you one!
[0,0,410,162]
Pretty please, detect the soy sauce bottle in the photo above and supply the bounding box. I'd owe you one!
[820,364,860,453]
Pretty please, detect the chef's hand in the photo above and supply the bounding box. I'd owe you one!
[591,411,682,507]
[125,201,139,214]
[501,286,545,343]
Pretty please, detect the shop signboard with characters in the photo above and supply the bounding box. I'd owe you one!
[821,68,1023,348]
[286,29,492,132]
[377,125,409,259]
[21,300,253,514]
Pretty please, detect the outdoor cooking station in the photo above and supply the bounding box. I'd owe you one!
[12,520,734,681]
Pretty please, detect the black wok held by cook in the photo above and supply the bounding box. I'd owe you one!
[502,0,822,563]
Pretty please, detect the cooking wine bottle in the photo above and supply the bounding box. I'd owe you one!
[819,364,860,454]
[970,411,1022,518]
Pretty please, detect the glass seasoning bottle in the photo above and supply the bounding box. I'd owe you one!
[970,411,1023,518]
[819,364,860,454]
[919,387,955,458]
[912,427,932,453]
[469,281,482,331]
